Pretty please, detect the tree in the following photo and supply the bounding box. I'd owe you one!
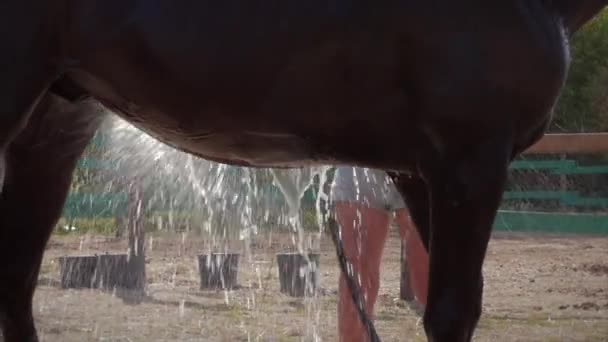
[552,9,608,132]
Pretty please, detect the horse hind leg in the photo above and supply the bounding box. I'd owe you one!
[0,94,104,342]
[418,136,511,342]
[389,173,430,251]
[0,1,63,192]
[389,173,431,311]
[0,77,52,194]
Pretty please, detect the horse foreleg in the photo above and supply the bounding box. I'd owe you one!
[0,94,103,342]
[421,138,511,342]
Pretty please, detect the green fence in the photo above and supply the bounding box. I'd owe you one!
[494,210,608,235]
[62,193,128,219]
[496,158,608,235]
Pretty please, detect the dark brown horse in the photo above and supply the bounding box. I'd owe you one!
[1,1,606,341]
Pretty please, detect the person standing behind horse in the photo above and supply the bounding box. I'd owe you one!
[330,166,429,342]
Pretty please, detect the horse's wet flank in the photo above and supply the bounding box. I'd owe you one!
[0,1,606,341]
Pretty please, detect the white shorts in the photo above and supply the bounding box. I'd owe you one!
[330,167,406,211]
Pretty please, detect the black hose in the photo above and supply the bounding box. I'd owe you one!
[327,217,381,342]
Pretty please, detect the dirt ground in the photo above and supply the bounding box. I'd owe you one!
[31,229,608,342]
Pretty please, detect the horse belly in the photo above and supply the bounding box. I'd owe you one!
[66,0,418,168]
[121,118,321,167]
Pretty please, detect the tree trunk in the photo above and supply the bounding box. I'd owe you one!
[125,181,146,291]
[114,214,127,239]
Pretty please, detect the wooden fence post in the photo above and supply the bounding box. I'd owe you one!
[399,241,414,301]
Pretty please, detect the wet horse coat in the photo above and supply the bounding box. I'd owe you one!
[0,1,606,341]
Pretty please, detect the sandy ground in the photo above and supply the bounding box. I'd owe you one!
[29,229,608,342]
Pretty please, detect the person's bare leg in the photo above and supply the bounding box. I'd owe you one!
[336,201,390,342]
[395,208,429,307]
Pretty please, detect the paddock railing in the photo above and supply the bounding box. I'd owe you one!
[496,133,608,235]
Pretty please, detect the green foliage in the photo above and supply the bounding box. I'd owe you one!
[300,208,323,232]
[588,65,608,130]
[552,9,608,132]
[70,119,116,193]
[55,217,116,235]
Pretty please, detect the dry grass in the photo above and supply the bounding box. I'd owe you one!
[32,230,608,341]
